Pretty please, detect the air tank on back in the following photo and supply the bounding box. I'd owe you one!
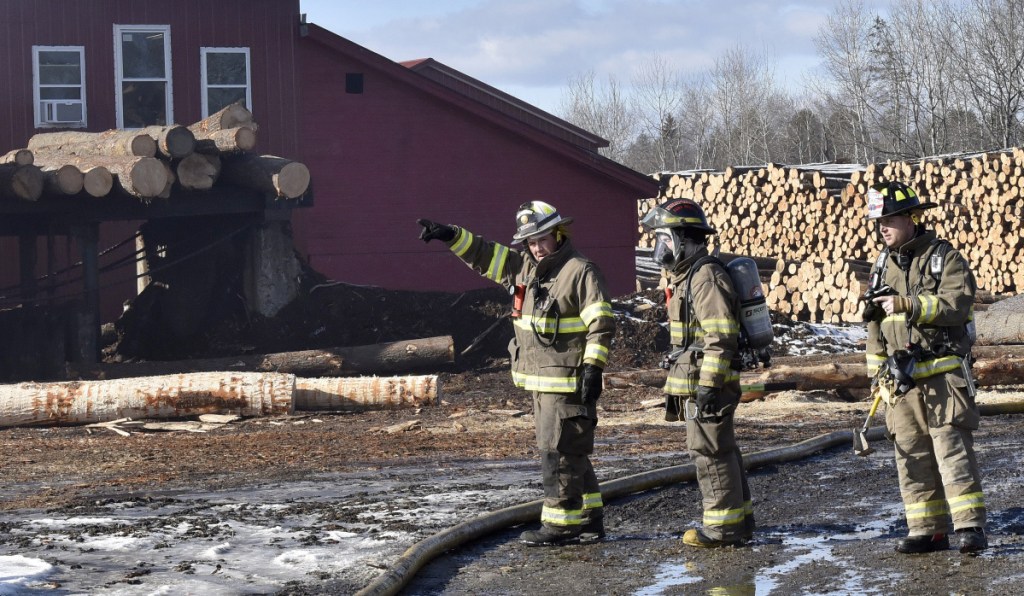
[726,257,773,350]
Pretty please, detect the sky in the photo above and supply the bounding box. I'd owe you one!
[298,0,887,116]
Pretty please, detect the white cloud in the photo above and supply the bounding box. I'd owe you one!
[300,0,888,112]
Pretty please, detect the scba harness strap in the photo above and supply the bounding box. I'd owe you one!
[870,238,971,356]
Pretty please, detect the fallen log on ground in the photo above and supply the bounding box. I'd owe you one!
[0,372,442,428]
[294,375,439,411]
[0,372,295,428]
[68,336,455,380]
[974,310,1024,345]
[606,348,1024,398]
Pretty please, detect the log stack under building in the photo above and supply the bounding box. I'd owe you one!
[0,101,310,203]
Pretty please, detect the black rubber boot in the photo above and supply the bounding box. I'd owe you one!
[895,533,950,554]
[743,514,756,543]
[580,515,606,544]
[956,528,988,554]
[520,524,582,547]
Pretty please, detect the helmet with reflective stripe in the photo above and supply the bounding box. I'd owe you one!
[512,200,573,243]
[640,198,716,234]
[865,180,937,220]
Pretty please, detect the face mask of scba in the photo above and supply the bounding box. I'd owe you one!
[651,231,678,267]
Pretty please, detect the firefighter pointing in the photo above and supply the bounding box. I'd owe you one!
[863,181,987,554]
[641,198,756,548]
[418,201,614,546]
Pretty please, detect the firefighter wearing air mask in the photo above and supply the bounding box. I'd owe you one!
[417,201,614,547]
[863,181,987,554]
[641,198,754,548]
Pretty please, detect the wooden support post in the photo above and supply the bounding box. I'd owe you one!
[18,233,37,302]
[71,224,100,364]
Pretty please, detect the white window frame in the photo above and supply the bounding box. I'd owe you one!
[32,45,87,128]
[200,47,252,117]
[113,24,173,129]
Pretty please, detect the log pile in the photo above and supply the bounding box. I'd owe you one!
[0,101,310,202]
[645,150,1024,322]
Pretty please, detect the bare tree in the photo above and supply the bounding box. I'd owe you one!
[559,70,636,163]
[630,54,686,171]
[706,45,786,167]
[944,0,1024,149]
[812,0,880,162]
[677,75,717,169]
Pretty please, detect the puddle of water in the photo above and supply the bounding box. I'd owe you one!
[633,558,701,595]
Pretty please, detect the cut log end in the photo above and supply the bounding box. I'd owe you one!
[82,167,114,197]
[130,134,158,158]
[46,164,85,195]
[126,157,170,198]
[275,162,311,199]
[162,126,197,159]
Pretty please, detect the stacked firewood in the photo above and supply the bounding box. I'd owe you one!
[644,148,1024,322]
[0,102,310,202]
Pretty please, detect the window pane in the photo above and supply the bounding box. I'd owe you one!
[52,102,84,122]
[39,51,82,84]
[207,88,247,114]
[40,87,82,100]
[207,53,247,85]
[122,81,167,127]
[121,31,166,78]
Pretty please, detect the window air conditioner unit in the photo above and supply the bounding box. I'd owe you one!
[40,100,84,124]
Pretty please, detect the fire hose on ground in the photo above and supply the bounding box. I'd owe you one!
[355,400,1024,596]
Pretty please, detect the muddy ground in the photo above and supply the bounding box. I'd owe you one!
[1,284,1022,594]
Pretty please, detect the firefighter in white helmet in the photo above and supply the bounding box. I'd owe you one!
[863,181,987,554]
[418,200,615,546]
[641,198,754,548]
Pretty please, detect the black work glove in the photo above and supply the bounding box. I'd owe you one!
[695,385,720,417]
[417,219,457,243]
[580,364,603,403]
[861,295,886,321]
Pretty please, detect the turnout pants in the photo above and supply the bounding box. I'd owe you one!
[684,388,753,542]
[885,369,986,536]
[533,391,602,527]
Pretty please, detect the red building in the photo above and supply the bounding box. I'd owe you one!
[293,27,655,296]
[0,0,655,328]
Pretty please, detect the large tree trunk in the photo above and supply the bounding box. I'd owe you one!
[974,311,1024,345]
[28,129,157,158]
[32,153,117,197]
[41,164,84,195]
[0,148,34,166]
[139,125,196,159]
[294,375,440,411]
[606,346,1024,396]
[0,372,295,428]
[193,126,257,154]
[175,153,220,190]
[0,163,45,201]
[220,154,310,199]
[68,336,456,380]
[188,101,255,134]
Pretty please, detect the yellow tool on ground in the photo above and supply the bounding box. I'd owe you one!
[853,378,885,456]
